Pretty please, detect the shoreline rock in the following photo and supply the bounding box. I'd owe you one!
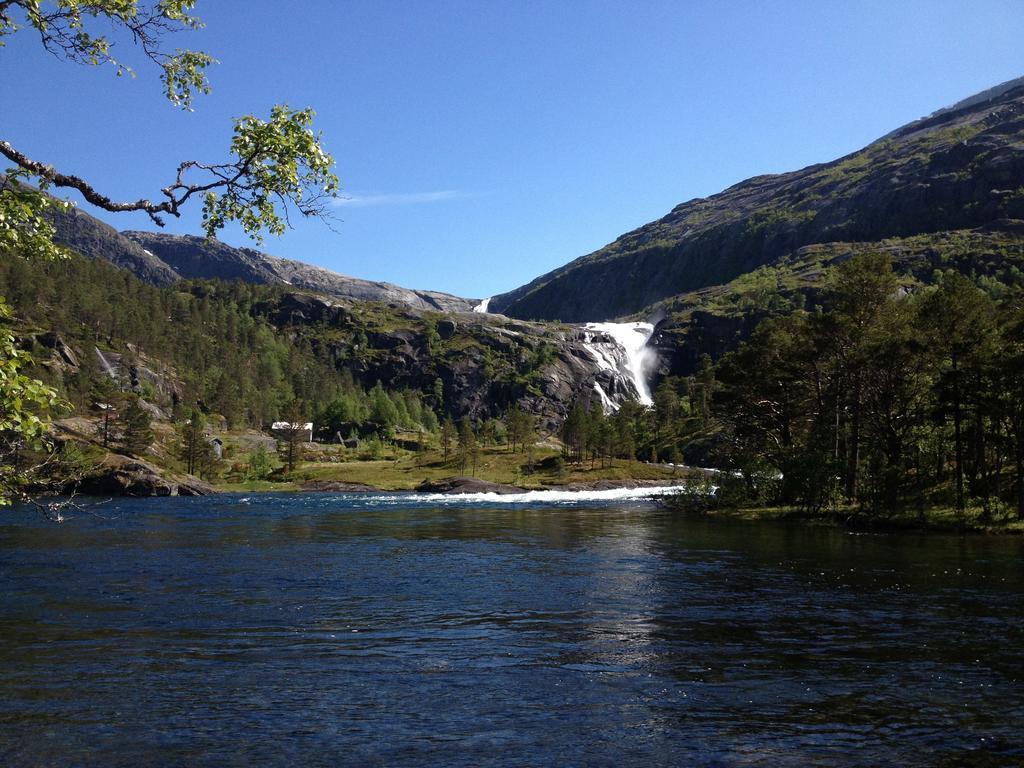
[75,455,215,497]
[300,480,383,493]
[416,476,525,495]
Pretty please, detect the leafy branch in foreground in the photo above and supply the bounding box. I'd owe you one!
[0,105,339,240]
[0,1,340,240]
[0,170,70,260]
[0,0,212,109]
[0,2,341,506]
[0,299,69,506]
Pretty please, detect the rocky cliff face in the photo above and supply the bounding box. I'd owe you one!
[48,204,181,286]
[255,292,655,429]
[45,202,479,313]
[123,231,478,313]
[490,78,1024,322]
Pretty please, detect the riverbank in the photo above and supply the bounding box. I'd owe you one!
[46,429,1024,534]
[676,502,1024,536]
[217,446,696,494]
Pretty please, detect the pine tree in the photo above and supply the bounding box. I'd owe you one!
[277,402,308,472]
[89,374,121,448]
[457,418,479,475]
[176,408,215,477]
[920,272,998,519]
[441,416,455,463]
[118,395,154,456]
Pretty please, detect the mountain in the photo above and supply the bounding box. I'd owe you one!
[490,77,1024,322]
[45,202,477,313]
[0,245,653,431]
[35,187,654,426]
[49,202,181,286]
[122,232,478,313]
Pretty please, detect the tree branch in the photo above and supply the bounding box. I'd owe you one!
[2,103,338,241]
[1,139,172,225]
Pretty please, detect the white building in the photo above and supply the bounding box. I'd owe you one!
[270,422,314,442]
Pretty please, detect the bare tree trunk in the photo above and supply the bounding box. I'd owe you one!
[952,360,965,521]
[845,376,861,500]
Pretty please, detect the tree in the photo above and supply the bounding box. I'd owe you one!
[920,272,998,519]
[441,416,455,464]
[245,444,274,482]
[652,380,679,459]
[456,418,478,475]
[819,252,900,502]
[89,373,121,448]
[0,175,72,503]
[175,407,213,477]
[0,304,66,504]
[0,2,338,503]
[118,394,154,456]
[993,303,1024,519]
[0,2,339,240]
[694,353,715,427]
[561,405,589,463]
[276,402,308,473]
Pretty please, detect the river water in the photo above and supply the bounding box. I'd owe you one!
[1,493,1021,766]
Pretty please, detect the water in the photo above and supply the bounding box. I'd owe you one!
[583,322,656,407]
[1,493,1021,767]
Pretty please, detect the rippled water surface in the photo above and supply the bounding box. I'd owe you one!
[1,493,1022,766]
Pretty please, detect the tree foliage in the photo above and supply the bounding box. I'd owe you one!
[0,1,338,238]
[0,1,339,503]
[117,393,153,456]
[0,299,66,503]
[713,255,1024,522]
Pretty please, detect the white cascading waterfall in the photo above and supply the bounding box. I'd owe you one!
[582,322,656,411]
[472,297,491,313]
[95,347,119,379]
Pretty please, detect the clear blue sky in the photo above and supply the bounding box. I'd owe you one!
[2,1,1023,299]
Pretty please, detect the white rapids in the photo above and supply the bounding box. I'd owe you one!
[415,485,684,504]
[582,322,656,409]
[308,485,688,507]
[472,297,491,313]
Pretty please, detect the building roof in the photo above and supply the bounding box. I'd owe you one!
[271,421,313,431]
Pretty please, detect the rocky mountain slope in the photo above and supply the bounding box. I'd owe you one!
[490,77,1024,322]
[123,231,478,313]
[46,202,477,312]
[253,292,649,428]
[49,203,181,286]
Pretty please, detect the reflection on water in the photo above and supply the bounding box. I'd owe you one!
[0,493,1021,766]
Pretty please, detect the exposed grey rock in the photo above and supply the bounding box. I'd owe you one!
[490,80,1024,322]
[436,319,457,339]
[300,480,382,492]
[47,203,181,286]
[75,456,215,497]
[36,332,78,368]
[122,231,478,313]
[416,476,524,494]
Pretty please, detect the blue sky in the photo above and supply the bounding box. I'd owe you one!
[2,1,1023,299]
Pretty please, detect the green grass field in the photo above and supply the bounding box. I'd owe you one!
[218,444,690,492]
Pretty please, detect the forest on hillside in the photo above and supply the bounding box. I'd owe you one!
[554,251,1024,523]
[6,244,1024,524]
[711,254,1024,522]
[0,251,441,438]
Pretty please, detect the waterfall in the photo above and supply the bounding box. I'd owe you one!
[582,322,656,409]
[472,297,491,313]
[94,347,118,379]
